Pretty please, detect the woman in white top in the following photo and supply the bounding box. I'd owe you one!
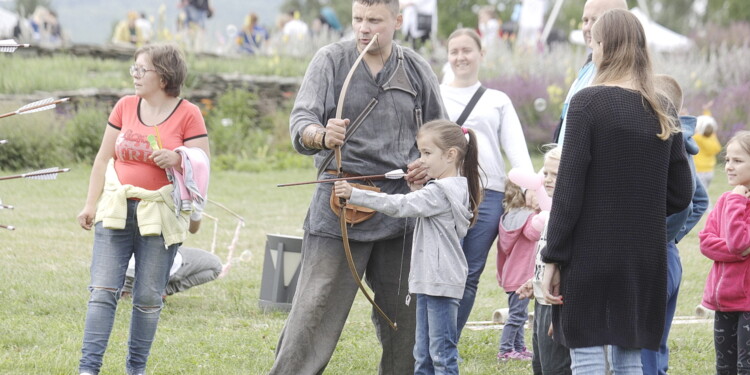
[441,28,534,339]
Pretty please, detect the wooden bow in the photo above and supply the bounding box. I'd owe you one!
[335,33,397,331]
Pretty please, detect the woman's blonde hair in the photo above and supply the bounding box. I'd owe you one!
[591,9,678,140]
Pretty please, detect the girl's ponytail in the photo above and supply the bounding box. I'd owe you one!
[462,128,483,226]
[417,120,484,226]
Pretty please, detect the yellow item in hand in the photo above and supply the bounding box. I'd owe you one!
[147,135,160,150]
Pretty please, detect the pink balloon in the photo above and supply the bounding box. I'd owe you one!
[536,186,552,211]
[508,168,541,190]
[508,167,552,211]
[531,210,550,231]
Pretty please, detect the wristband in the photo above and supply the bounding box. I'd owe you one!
[301,125,327,150]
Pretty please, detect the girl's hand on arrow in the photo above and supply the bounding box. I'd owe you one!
[334,181,352,199]
[149,149,181,169]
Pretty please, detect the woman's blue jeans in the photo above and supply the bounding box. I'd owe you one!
[184,5,208,28]
[414,294,460,375]
[570,346,642,375]
[457,189,504,338]
[79,200,178,375]
[641,241,682,375]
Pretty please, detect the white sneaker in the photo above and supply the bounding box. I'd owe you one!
[80,373,94,375]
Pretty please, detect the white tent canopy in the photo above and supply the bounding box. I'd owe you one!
[568,7,692,53]
[0,7,18,39]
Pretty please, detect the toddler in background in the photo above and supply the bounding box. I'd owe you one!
[694,115,722,191]
[496,180,542,361]
[699,130,750,375]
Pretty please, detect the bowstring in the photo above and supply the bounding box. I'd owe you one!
[376,35,410,340]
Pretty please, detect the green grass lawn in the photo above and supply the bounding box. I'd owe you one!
[0,162,723,374]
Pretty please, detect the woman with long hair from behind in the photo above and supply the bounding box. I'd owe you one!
[539,9,693,373]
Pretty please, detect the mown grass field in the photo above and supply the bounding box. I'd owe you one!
[0,159,723,374]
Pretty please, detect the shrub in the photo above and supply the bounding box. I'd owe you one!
[64,101,107,163]
[0,88,306,172]
[204,89,263,157]
[484,73,566,147]
[0,107,69,170]
[690,21,750,51]
[203,89,308,172]
[683,82,750,144]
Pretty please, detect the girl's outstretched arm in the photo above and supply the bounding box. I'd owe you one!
[348,183,448,219]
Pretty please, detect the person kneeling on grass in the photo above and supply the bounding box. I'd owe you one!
[121,245,222,299]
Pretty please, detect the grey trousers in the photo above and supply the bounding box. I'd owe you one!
[165,247,222,295]
[123,247,222,296]
[269,231,415,375]
[533,302,571,375]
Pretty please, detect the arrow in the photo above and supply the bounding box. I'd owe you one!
[0,167,71,181]
[0,39,30,53]
[0,97,70,119]
[277,169,406,187]
[203,200,246,279]
[207,198,246,223]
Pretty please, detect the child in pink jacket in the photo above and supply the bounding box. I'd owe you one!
[700,130,750,374]
[496,180,542,361]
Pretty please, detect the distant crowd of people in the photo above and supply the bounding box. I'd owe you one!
[106,3,346,55]
[12,5,64,47]
[8,0,560,55]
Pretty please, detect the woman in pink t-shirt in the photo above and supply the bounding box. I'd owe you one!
[76,43,209,375]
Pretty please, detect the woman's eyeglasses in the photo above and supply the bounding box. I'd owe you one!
[129,65,157,78]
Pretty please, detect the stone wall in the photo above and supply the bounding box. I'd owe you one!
[0,73,302,110]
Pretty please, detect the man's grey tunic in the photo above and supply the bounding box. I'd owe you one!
[290,40,446,241]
